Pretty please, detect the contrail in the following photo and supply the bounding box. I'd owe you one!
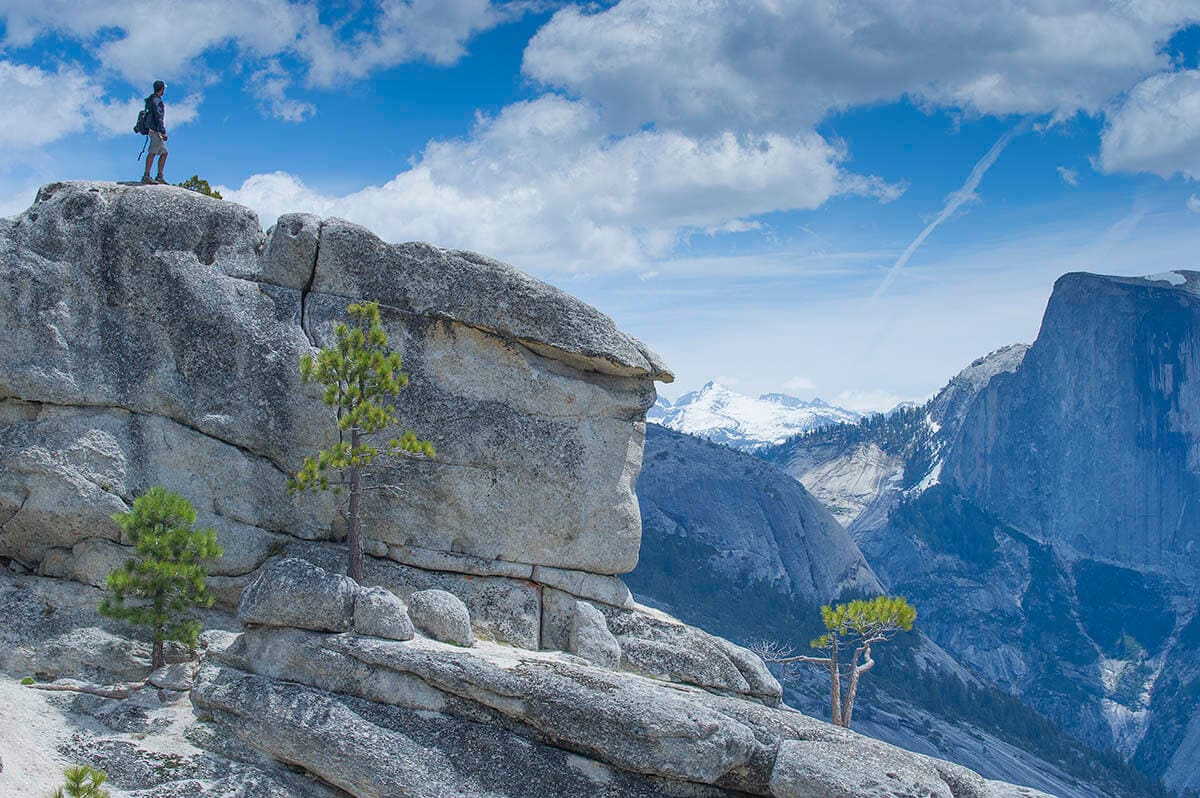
[873,121,1029,299]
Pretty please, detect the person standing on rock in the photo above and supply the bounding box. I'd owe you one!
[141,80,169,185]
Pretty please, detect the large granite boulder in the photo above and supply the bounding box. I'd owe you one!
[0,181,669,581]
[353,586,415,641]
[407,589,474,647]
[237,558,357,632]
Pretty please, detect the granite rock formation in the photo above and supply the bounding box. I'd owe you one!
[0,182,1052,797]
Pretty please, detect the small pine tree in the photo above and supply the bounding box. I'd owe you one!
[99,487,222,668]
[289,300,435,583]
[756,595,916,728]
[49,764,110,798]
[174,174,222,199]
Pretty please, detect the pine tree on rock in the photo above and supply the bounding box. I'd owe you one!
[49,764,111,798]
[756,595,916,728]
[99,487,222,669]
[290,300,435,583]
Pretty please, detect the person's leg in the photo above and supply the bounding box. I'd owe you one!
[143,151,155,181]
[156,152,168,180]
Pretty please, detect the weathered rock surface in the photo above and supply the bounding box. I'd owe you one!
[407,589,475,647]
[237,557,356,632]
[353,585,415,641]
[0,180,669,583]
[192,624,1050,798]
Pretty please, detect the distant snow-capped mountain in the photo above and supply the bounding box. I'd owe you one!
[648,381,860,450]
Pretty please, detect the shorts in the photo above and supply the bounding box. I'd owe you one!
[148,130,168,156]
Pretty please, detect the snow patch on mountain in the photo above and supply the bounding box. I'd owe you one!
[649,381,861,450]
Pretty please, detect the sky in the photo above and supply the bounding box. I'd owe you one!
[2,1,1200,412]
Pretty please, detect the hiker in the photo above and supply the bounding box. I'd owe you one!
[141,80,168,185]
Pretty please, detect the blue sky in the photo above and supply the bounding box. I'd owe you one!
[2,1,1200,411]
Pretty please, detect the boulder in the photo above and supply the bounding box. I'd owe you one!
[237,558,356,632]
[290,541,540,649]
[0,181,671,584]
[568,601,621,669]
[353,586,415,641]
[407,590,474,647]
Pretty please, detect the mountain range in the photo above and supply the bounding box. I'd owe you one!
[648,381,861,450]
[634,270,1200,797]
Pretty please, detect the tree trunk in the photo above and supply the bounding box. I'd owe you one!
[347,427,365,584]
[151,637,165,669]
[841,644,874,727]
[829,643,843,727]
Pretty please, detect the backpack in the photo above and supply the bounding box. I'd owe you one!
[134,108,149,136]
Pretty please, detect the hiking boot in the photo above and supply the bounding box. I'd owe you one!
[141,174,154,184]
[154,176,168,184]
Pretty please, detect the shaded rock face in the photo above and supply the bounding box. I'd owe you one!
[947,272,1200,572]
[635,424,880,612]
[0,181,669,589]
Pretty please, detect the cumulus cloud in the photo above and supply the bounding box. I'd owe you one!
[0,60,201,148]
[248,60,316,122]
[523,0,1200,135]
[1099,69,1200,180]
[1189,194,1200,213]
[0,61,96,148]
[1,0,523,86]
[220,95,898,272]
[1057,166,1078,186]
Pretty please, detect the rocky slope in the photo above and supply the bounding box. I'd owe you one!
[0,181,1044,797]
[759,344,1028,533]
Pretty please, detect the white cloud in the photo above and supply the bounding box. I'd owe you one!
[523,0,1200,135]
[220,95,897,272]
[783,376,816,393]
[1189,194,1200,214]
[1057,166,1078,186]
[1099,69,1200,180]
[0,61,96,148]
[713,375,741,387]
[0,0,309,84]
[1,0,522,87]
[248,60,316,123]
[0,60,202,148]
